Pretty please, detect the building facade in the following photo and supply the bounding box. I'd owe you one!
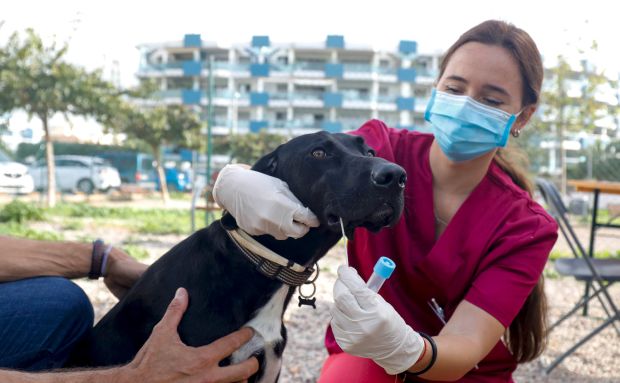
[136,34,442,136]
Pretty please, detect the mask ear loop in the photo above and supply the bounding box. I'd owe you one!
[510,108,526,138]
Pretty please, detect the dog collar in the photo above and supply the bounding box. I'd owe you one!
[225,228,315,287]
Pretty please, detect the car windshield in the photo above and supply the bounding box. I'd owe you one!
[93,158,113,167]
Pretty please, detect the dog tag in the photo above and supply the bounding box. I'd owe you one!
[298,296,316,309]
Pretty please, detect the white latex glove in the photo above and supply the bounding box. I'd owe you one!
[331,266,424,375]
[213,164,320,240]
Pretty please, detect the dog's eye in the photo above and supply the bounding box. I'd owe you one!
[367,150,375,157]
[312,149,326,159]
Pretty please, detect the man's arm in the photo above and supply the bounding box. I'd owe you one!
[0,236,147,298]
[0,236,93,281]
[0,367,121,383]
[0,288,258,383]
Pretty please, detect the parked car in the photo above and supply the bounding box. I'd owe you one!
[155,166,192,192]
[29,155,121,194]
[96,151,157,190]
[0,149,34,194]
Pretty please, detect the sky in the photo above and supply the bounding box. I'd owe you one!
[2,0,619,132]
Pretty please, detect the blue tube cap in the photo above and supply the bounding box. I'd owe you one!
[373,256,396,279]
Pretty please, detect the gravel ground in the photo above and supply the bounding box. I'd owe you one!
[75,235,619,383]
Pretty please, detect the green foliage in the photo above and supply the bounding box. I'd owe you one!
[122,244,150,260]
[0,222,63,241]
[114,82,203,202]
[566,139,620,182]
[0,200,45,223]
[1,29,121,125]
[61,219,84,231]
[0,28,124,206]
[138,219,187,235]
[228,131,289,164]
[48,202,195,234]
[548,248,620,260]
[538,51,614,190]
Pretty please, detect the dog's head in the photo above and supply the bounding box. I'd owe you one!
[251,131,406,239]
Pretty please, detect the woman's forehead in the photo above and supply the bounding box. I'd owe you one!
[442,42,523,98]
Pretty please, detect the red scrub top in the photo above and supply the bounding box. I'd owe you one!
[324,120,558,382]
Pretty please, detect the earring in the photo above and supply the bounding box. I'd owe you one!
[511,129,521,138]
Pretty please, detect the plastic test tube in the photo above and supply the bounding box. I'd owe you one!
[366,256,396,292]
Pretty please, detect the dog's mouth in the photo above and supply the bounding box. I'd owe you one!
[327,203,397,240]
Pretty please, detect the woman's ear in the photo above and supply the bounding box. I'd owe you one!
[515,104,537,130]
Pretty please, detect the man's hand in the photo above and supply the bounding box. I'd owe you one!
[121,287,259,383]
[103,247,148,299]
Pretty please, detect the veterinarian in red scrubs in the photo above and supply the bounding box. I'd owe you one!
[214,19,558,382]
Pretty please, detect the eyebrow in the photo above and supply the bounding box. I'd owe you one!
[445,75,511,97]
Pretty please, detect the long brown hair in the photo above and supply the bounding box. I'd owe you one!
[438,20,547,363]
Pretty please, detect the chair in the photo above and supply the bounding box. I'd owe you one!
[535,178,620,373]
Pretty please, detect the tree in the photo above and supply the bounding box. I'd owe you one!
[228,131,289,165]
[121,103,202,204]
[1,29,121,206]
[540,52,611,194]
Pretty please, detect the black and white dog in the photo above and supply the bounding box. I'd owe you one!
[69,131,406,382]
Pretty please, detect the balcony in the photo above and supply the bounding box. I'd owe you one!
[295,62,328,71]
[342,91,372,109]
[291,92,323,108]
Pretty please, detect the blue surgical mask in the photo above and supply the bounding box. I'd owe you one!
[424,88,520,162]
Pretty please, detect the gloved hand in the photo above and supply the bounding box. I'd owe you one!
[212,164,320,240]
[331,266,424,375]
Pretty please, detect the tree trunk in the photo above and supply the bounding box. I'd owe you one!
[154,146,170,205]
[43,117,56,207]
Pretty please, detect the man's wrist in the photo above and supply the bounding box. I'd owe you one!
[88,240,113,280]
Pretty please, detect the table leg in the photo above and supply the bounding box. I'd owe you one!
[583,189,600,316]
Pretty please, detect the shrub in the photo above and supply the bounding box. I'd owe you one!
[0,200,45,223]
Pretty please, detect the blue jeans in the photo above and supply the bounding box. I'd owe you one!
[0,276,94,371]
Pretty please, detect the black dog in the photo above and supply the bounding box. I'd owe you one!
[69,131,406,382]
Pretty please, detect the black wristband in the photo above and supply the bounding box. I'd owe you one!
[408,332,437,376]
[88,239,105,279]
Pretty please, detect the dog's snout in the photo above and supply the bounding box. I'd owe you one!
[371,164,407,189]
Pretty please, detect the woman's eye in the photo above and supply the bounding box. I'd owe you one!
[445,86,462,94]
[483,98,503,106]
[367,150,375,157]
[312,149,326,159]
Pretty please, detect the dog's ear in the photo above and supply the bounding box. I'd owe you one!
[251,151,278,176]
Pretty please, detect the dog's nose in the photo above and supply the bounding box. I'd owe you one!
[371,164,407,189]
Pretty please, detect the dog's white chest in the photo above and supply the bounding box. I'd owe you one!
[231,285,289,383]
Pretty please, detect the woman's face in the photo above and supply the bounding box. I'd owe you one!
[436,42,526,116]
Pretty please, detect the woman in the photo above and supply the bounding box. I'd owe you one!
[213,20,558,382]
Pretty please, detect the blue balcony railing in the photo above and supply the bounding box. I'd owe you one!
[270,92,290,101]
[342,63,373,73]
[342,92,372,102]
[377,95,397,103]
[294,62,327,71]
[291,92,323,101]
